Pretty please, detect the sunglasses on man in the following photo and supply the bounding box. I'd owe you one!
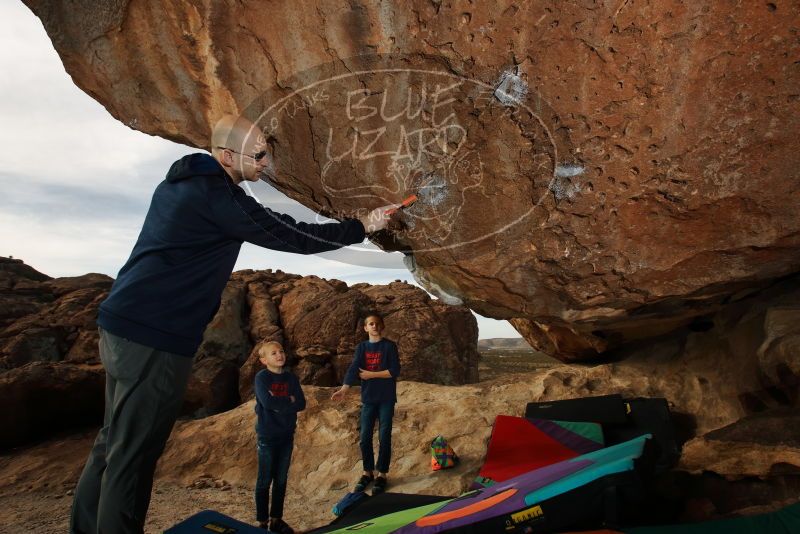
[217,147,268,161]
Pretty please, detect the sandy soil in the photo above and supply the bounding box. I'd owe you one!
[0,431,312,533]
[1,483,263,533]
[477,349,558,381]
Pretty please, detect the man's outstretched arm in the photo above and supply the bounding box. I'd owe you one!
[213,182,396,254]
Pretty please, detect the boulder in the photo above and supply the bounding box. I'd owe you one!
[0,362,104,449]
[1,326,69,367]
[293,358,338,387]
[0,257,52,328]
[237,271,480,391]
[238,348,262,403]
[242,273,284,343]
[23,1,800,360]
[0,274,111,369]
[64,329,102,365]
[195,280,252,367]
[757,307,800,403]
[277,275,374,378]
[43,273,114,298]
[359,281,479,384]
[680,410,800,478]
[0,260,479,441]
[183,357,240,418]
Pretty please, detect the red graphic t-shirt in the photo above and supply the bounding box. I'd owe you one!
[270,381,289,397]
[365,351,382,371]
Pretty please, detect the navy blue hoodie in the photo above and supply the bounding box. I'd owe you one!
[97,153,365,356]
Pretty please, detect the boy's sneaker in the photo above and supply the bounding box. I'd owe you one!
[268,517,294,534]
[372,476,387,496]
[354,474,374,492]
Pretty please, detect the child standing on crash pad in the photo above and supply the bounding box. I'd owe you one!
[254,340,305,534]
[331,312,401,496]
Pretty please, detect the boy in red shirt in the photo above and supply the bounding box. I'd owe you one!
[332,313,400,495]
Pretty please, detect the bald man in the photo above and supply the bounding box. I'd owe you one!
[70,115,396,534]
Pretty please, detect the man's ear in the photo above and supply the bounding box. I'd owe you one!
[219,149,232,168]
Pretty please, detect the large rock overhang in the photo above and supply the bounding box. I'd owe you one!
[24,0,800,360]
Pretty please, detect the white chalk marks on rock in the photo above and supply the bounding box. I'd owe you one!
[551,164,586,201]
[493,67,528,107]
[242,55,579,261]
[403,254,464,306]
[555,163,585,178]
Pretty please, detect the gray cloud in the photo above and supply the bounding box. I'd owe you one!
[0,173,150,222]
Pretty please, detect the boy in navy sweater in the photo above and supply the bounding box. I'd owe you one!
[331,312,400,495]
[254,340,305,534]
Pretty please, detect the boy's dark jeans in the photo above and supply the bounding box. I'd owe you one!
[255,436,294,522]
[70,328,192,534]
[359,402,395,474]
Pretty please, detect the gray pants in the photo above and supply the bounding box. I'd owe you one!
[70,329,193,534]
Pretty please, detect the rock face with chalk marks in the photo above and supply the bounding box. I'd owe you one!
[24,1,800,361]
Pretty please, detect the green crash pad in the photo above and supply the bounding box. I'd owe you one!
[321,499,452,534]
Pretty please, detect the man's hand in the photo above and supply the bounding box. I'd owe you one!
[331,385,349,402]
[359,204,400,233]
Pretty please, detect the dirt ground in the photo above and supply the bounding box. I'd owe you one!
[477,348,558,381]
[0,351,555,533]
[0,430,324,533]
[0,428,270,533]
[1,482,261,533]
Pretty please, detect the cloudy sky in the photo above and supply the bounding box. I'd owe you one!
[0,2,519,339]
